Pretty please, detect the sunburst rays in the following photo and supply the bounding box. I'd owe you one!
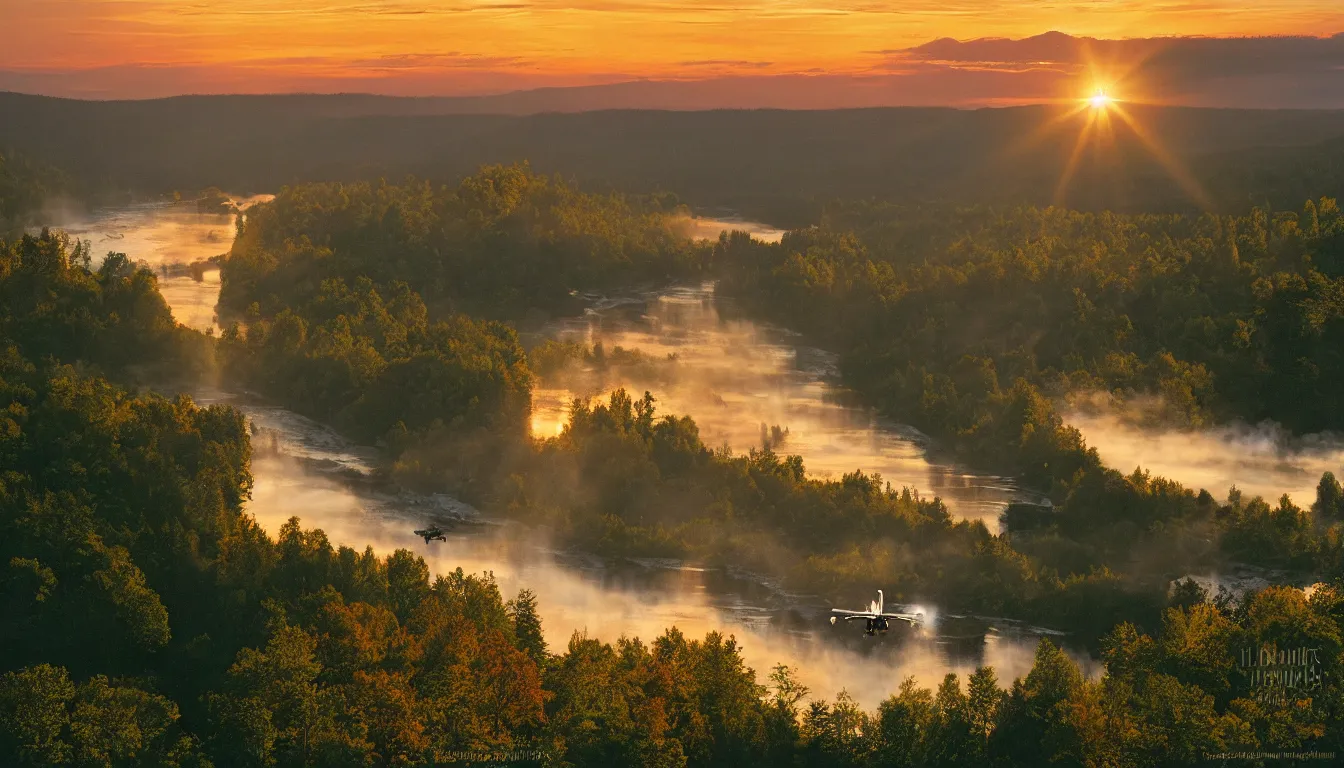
[1105,102,1213,210]
[998,35,1212,211]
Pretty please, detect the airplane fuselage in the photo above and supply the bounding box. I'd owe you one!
[830,589,922,635]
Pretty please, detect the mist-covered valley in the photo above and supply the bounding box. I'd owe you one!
[528,283,1026,529]
[1068,408,1344,511]
[42,192,1340,708]
[6,154,1344,765]
[40,198,1091,709]
[215,389,1091,711]
[10,0,1344,757]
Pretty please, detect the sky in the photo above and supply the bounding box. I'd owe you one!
[1,1,1343,105]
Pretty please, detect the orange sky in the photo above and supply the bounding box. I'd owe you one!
[2,1,1342,96]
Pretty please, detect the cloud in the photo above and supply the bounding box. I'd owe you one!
[678,60,775,69]
[2,32,1342,109]
[883,31,1344,106]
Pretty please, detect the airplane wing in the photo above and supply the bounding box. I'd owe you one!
[880,613,922,624]
[831,609,877,618]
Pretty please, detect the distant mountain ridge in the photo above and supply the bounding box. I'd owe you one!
[3,91,1343,222]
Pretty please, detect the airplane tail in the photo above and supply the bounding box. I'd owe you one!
[878,589,884,615]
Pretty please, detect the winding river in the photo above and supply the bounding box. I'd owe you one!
[49,204,1093,708]
[528,283,1025,527]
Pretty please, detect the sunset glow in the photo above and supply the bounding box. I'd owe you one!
[1,0,1342,100]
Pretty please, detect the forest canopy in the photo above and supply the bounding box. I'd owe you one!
[220,165,704,321]
[216,175,1344,645]
[3,145,1344,765]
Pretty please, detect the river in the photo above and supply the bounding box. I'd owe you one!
[528,283,1025,528]
[42,196,272,334]
[678,214,787,244]
[50,202,1092,709]
[1065,409,1343,510]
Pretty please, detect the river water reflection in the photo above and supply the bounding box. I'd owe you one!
[38,196,271,334]
[530,283,1026,529]
[227,398,1093,710]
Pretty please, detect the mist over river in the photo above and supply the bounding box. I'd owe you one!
[37,196,273,334]
[80,202,1088,708]
[192,387,1094,710]
[679,214,786,244]
[530,283,1027,528]
[1067,410,1344,511]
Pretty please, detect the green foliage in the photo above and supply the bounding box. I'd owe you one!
[721,199,1344,448]
[0,359,252,672]
[717,200,1344,579]
[0,666,205,768]
[1,230,207,378]
[220,166,706,322]
[219,276,533,444]
[507,589,548,667]
[0,150,66,238]
[0,665,75,766]
[4,193,1344,765]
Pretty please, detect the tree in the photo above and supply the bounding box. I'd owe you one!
[69,675,185,767]
[385,550,430,622]
[1160,604,1235,700]
[212,618,333,766]
[927,674,975,767]
[1315,471,1344,520]
[0,665,74,766]
[506,588,548,666]
[874,678,933,768]
[801,690,870,768]
[991,640,1084,764]
[966,667,1005,756]
[763,664,807,764]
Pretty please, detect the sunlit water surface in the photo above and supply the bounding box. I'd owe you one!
[680,215,786,244]
[530,283,1027,528]
[38,196,273,334]
[1067,411,1344,510]
[191,387,1094,710]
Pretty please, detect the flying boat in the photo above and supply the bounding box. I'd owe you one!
[829,590,922,636]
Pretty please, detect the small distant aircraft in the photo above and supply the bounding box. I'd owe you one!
[414,526,447,544]
[830,590,923,636]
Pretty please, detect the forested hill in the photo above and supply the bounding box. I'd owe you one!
[4,91,1344,221]
[0,148,66,237]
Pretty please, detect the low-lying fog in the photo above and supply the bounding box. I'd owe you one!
[35,196,273,334]
[676,215,786,244]
[70,200,1081,707]
[1067,410,1344,508]
[192,387,1095,710]
[530,283,1025,528]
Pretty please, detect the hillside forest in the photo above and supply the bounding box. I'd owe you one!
[1,150,1343,766]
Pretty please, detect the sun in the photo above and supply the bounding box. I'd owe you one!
[1088,90,1114,110]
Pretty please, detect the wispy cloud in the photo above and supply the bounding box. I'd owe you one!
[679,60,774,68]
[2,0,1343,105]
